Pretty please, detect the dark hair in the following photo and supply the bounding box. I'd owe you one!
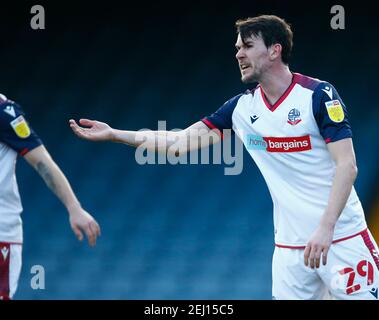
[235,15,293,65]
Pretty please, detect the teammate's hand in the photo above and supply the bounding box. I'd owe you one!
[304,225,334,269]
[68,206,101,247]
[69,119,114,142]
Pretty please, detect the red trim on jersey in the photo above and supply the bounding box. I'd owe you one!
[260,73,298,112]
[325,138,332,143]
[332,229,367,244]
[20,148,29,156]
[0,242,22,246]
[361,230,379,270]
[293,73,321,91]
[275,244,306,249]
[0,243,10,300]
[201,118,224,139]
[275,229,368,249]
[287,119,302,126]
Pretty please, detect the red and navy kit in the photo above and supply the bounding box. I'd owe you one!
[201,73,365,247]
[0,98,42,155]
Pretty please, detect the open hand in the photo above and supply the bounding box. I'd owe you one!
[69,119,114,142]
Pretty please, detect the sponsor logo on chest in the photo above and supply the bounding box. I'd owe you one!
[243,101,312,152]
[246,135,311,152]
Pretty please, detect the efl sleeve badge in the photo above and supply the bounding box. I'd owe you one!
[10,115,31,138]
[325,99,345,123]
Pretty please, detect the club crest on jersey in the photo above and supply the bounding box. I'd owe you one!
[287,108,301,126]
[325,99,345,123]
[10,115,31,138]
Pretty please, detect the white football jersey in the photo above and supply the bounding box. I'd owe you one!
[202,73,367,247]
[0,95,42,243]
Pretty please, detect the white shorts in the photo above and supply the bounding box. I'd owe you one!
[0,243,22,300]
[272,229,379,300]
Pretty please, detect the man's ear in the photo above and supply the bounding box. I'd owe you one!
[269,43,282,61]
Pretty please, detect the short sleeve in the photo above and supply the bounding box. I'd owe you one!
[312,82,353,144]
[0,99,43,155]
[201,94,243,137]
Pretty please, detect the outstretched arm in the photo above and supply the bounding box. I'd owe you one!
[24,145,101,247]
[69,119,222,155]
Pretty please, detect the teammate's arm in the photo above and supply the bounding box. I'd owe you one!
[24,145,101,247]
[304,138,358,269]
[69,119,222,154]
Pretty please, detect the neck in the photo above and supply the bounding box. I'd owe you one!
[259,65,293,106]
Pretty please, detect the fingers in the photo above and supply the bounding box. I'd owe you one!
[96,221,101,237]
[322,247,329,266]
[86,224,97,247]
[69,119,82,133]
[91,220,101,238]
[79,119,96,127]
[85,220,101,247]
[72,225,84,242]
[304,244,311,267]
[308,246,316,269]
[71,215,101,247]
[69,119,79,130]
[315,247,323,268]
[304,244,329,269]
[69,119,89,139]
[83,225,95,247]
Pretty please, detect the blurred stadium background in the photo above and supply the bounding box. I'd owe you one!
[1,1,378,299]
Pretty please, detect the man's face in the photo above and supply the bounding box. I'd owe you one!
[235,33,271,83]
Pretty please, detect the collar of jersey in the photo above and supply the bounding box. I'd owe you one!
[259,72,298,112]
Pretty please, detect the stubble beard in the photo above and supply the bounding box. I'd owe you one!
[241,70,261,84]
